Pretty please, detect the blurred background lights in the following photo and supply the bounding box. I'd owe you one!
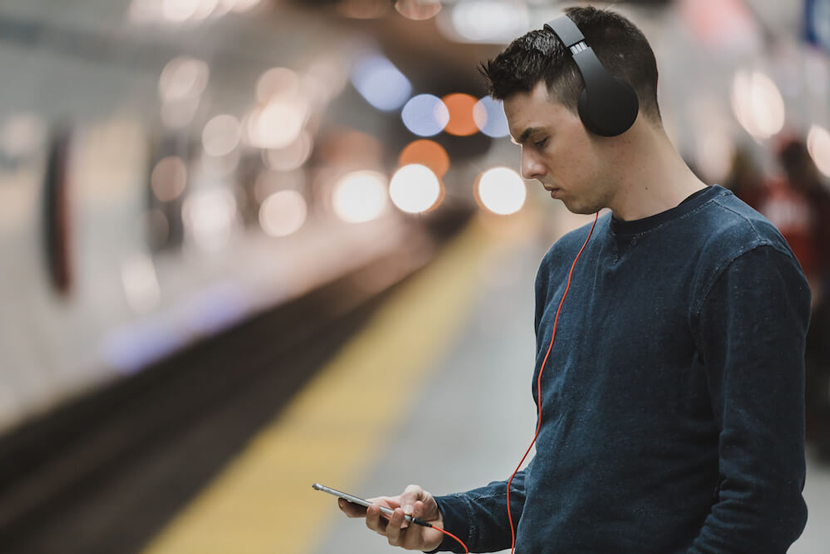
[807,125,830,178]
[398,139,449,177]
[448,1,530,44]
[442,93,479,136]
[473,96,510,138]
[131,0,262,23]
[395,0,442,20]
[350,54,412,111]
[161,98,199,129]
[338,0,391,19]
[731,70,785,140]
[158,57,209,102]
[303,56,350,107]
[696,129,734,184]
[202,115,241,157]
[389,164,441,213]
[402,94,450,137]
[256,67,301,105]
[259,190,307,237]
[228,0,263,12]
[332,170,389,223]
[246,99,308,149]
[161,0,204,22]
[151,156,188,201]
[263,131,313,171]
[182,188,237,251]
[200,148,240,177]
[190,0,220,20]
[254,170,305,204]
[476,167,527,215]
[121,253,161,314]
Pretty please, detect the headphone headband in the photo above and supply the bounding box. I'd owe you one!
[543,14,639,137]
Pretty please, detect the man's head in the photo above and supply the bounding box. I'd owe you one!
[480,6,661,123]
[479,7,663,215]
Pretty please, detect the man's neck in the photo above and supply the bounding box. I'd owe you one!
[608,124,707,222]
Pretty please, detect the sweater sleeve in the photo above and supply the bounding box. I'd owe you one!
[689,244,810,553]
[426,461,531,553]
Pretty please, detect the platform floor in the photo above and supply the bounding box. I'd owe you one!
[142,214,830,554]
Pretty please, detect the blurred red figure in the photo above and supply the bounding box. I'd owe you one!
[762,139,830,459]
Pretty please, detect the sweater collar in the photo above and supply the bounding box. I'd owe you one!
[609,185,724,236]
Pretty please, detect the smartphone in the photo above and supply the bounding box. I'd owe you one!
[312,483,431,527]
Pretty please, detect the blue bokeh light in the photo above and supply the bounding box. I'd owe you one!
[350,54,412,112]
[401,94,450,137]
[473,96,510,138]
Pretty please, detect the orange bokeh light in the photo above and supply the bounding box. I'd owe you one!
[398,139,450,178]
[442,93,479,136]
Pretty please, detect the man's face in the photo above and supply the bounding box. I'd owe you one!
[503,81,615,214]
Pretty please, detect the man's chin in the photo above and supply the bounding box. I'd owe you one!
[560,200,596,216]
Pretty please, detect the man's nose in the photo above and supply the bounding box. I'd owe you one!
[521,150,545,181]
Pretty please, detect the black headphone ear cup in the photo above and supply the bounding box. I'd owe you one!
[577,87,598,135]
[577,76,639,137]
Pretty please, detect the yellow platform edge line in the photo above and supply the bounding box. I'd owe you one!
[141,216,519,554]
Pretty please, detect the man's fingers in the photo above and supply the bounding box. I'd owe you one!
[365,504,388,535]
[400,484,424,506]
[385,508,406,546]
[338,498,367,518]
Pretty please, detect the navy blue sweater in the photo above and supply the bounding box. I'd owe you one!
[430,186,810,553]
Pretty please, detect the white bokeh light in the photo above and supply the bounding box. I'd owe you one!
[202,114,241,157]
[447,1,530,43]
[259,190,308,237]
[121,253,161,314]
[246,100,307,149]
[263,131,313,171]
[256,67,301,104]
[161,0,201,22]
[477,167,526,215]
[731,70,785,140]
[182,188,237,251]
[389,164,441,214]
[158,57,209,102]
[230,0,263,12]
[807,125,830,178]
[332,171,389,223]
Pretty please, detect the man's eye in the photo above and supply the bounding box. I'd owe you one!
[534,138,548,148]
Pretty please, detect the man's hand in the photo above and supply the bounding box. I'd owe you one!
[338,484,445,551]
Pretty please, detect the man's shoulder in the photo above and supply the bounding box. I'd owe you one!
[693,188,793,261]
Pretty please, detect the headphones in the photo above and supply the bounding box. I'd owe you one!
[544,14,639,137]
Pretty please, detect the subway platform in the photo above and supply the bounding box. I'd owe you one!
[4,213,828,554]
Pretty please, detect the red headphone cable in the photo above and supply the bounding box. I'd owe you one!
[506,212,599,554]
[421,523,469,553]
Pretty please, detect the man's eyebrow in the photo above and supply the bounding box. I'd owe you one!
[511,127,543,145]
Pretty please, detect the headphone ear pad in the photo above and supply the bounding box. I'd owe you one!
[577,87,599,135]
[577,77,639,137]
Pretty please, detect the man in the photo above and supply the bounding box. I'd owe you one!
[339,6,810,553]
